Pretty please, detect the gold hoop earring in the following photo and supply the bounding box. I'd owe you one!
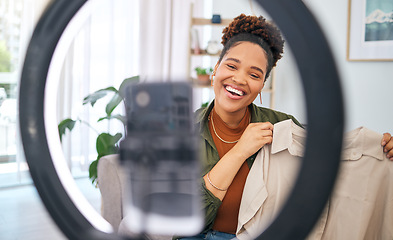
[210,73,215,86]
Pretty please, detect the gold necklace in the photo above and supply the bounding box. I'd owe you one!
[210,110,252,144]
[211,115,239,144]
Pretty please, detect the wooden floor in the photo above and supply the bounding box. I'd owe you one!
[0,177,102,240]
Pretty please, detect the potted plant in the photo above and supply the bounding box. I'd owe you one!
[58,76,139,185]
[194,66,213,85]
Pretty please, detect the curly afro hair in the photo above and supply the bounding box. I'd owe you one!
[218,14,285,80]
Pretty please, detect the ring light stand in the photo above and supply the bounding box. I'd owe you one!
[19,0,344,239]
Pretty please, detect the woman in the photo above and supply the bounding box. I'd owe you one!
[182,14,393,240]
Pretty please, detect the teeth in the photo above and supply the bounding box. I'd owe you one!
[226,86,244,96]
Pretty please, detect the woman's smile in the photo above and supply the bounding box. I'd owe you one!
[224,84,246,99]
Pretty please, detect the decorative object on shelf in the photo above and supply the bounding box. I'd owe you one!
[206,40,221,55]
[195,66,213,85]
[191,27,201,54]
[211,14,222,24]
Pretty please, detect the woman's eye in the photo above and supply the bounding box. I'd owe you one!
[251,74,261,79]
[226,64,236,69]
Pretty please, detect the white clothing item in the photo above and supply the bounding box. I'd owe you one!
[236,119,393,240]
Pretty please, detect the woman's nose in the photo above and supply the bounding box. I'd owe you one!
[232,74,247,85]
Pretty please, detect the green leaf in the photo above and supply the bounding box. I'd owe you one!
[58,118,77,142]
[118,76,140,99]
[91,132,122,184]
[83,87,118,107]
[98,114,126,125]
[105,76,140,116]
[89,159,98,184]
[201,102,209,108]
[96,132,122,156]
[105,94,122,116]
[194,67,213,75]
[92,133,122,184]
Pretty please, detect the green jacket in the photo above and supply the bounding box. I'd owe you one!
[195,101,302,233]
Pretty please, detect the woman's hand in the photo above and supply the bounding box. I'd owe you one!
[382,133,393,161]
[204,122,273,200]
[233,122,274,160]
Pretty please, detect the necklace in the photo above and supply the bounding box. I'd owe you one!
[211,115,239,143]
[210,110,250,144]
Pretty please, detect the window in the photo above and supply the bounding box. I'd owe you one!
[0,0,140,187]
[0,0,30,187]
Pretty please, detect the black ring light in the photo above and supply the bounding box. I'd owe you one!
[19,0,344,239]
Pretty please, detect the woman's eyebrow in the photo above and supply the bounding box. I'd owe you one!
[225,57,240,63]
[251,66,264,75]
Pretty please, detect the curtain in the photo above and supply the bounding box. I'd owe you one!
[57,0,140,174]
[138,0,192,82]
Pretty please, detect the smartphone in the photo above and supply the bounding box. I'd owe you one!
[119,82,203,236]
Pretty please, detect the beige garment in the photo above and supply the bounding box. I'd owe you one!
[322,126,393,239]
[236,119,393,240]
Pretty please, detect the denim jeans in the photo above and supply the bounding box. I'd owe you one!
[179,230,237,240]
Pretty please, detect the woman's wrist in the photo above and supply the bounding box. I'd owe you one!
[206,171,228,191]
[228,142,253,162]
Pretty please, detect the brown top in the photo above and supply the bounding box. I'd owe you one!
[208,108,251,234]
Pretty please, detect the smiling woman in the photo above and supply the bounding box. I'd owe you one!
[181,14,304,240]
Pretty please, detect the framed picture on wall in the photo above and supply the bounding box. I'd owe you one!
[347,0,393,61]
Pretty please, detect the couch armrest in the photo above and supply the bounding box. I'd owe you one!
[97,154,124,232]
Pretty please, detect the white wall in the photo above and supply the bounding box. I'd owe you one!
[212,0,393,134]
[303,0,393,134]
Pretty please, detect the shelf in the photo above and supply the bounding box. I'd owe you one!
[192,18,232,26]
[190,49,221,56]
[190,78,212,88]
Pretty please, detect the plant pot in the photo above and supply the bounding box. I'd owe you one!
[197,74,210,85]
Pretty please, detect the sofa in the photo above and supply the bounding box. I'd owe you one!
[97,154,172,239]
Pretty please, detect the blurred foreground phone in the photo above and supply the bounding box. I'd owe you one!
[120,82,203,236]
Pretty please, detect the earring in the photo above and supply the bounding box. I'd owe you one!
[211,71,215,86]
[259,92,262,105]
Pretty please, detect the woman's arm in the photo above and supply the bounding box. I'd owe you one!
[203,122,273,200]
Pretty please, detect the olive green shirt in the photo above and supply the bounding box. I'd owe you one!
[195,102,302,233]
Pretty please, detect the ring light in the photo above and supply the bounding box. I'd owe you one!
[19,0,344,239]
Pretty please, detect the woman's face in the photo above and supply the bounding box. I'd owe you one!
[213,42,268,117]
